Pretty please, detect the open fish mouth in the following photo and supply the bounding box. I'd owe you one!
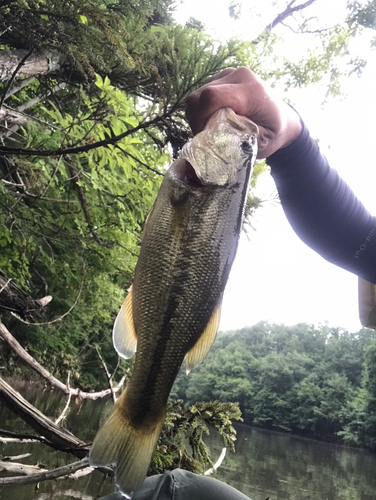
[171,158,204,188]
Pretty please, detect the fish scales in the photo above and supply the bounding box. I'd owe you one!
[130,182,246,420]
[89,107,259,498]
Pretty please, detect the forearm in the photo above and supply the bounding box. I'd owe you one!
[267,120,376,284]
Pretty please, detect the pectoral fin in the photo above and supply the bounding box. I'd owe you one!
[112,287,137,359]
[186,302,221,375]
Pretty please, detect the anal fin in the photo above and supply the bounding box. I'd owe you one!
[185,301,221,375]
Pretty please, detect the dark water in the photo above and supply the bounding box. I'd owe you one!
[1,382,376,500]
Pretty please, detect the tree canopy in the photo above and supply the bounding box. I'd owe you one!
[171,321,376,449]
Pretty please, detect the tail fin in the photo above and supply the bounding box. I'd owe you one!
[89,393,164,498]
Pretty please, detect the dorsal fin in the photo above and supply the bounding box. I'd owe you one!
[112,287,137,359]
[185,301,221,375]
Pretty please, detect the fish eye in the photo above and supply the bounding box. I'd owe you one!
[241,140,254,155]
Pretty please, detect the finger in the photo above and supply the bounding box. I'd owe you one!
[204,67,258,87]
[188,84,247,135]
[186,67,258,123]
[206,67,235,84]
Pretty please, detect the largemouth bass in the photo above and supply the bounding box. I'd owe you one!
[89,107,258,497]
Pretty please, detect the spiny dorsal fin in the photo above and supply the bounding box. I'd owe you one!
[113,287,137,359]
[185,301,221,375]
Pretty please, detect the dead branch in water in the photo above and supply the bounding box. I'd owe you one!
[0,460,48,475]
[0,321,126,400]
[0,457,91,487]
[0,452,32,461]
[0,378,89,458]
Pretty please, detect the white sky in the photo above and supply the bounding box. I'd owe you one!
[174,1,376,332]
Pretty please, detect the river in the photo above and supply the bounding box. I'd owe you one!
[1,382,375,500]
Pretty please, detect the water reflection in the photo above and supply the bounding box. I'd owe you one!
[1,383,376,500]
[208,424,376,500]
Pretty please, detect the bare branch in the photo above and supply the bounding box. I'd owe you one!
[252,0,317,43]
[266,0,316,31]
[55,371,72,425]
[95,346,117,404]
[17,82,67,112]
[0,428,51,445]
[204,447,227,476]
[3,76,36,100]
[0,378,89,457]
[0,457,91,487]
[0,105,29,125]
[1,452,32,461]
[0,322,126,400]
[10,269,84,326]
[0,49,63,82]
[0,278,11,295]
[0,460,48,475]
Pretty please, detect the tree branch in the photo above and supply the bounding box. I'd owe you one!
[10,269,83,326]
[0,322,126,400]
[0,48,34,109]
[0,113,166,156]
[66,158,116,248]
[55,371,72,426]
[95,347,117,404]
[0,377,89,458]
[116,145,164,177]
[0,50,63,82]
[0,460,48,475]
[252,0,317,43]
[266,0,316,31]
[0,457,91,487]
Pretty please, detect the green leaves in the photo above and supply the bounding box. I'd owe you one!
[151,400,242,474]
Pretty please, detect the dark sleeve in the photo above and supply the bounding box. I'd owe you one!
[266,119,376,284]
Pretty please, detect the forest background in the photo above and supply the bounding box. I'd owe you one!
[1,0,376,469]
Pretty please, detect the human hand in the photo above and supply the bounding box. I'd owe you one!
[186,67,302,159]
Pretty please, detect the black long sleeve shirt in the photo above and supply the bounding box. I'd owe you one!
[266,120,376,285]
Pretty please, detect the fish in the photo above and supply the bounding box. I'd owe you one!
[89,107,258,497]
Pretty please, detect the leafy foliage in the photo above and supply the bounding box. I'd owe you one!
[0,1,256,388]
[151,400,242,474]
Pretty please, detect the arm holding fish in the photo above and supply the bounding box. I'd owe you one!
[186,67,376,285]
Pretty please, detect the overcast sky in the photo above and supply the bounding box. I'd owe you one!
[174,1,376,332]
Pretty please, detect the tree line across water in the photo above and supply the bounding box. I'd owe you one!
[171,322,376,450]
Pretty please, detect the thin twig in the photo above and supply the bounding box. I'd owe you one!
[3,76,36,100]
[10,269,85,326]
[55,371,72,425]
[95,346,117,404]
[0,278,12,295]
[116,145,164,177]
[39,155,63,198]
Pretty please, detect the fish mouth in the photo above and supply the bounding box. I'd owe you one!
[171,158,204,188]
